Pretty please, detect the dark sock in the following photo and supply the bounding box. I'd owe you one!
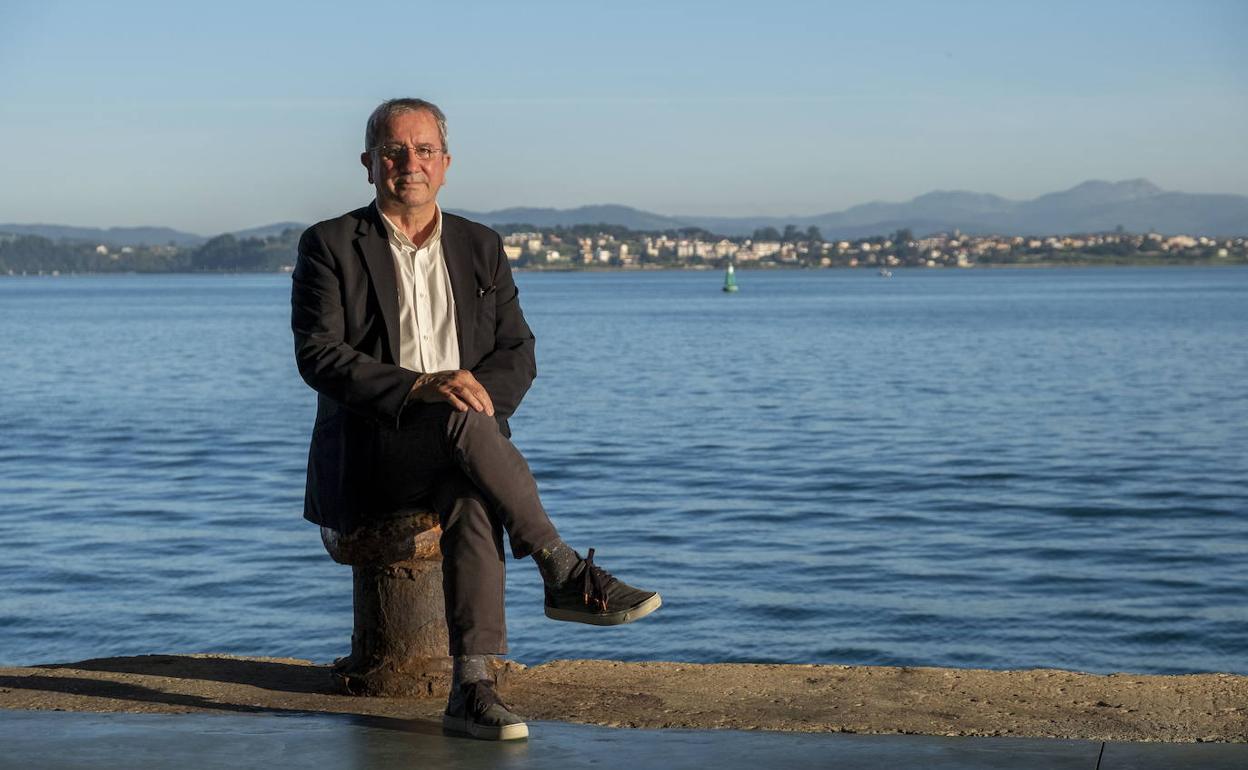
[452,654,492,689]
[533,538,580,587]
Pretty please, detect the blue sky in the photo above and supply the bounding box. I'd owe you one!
[2,0,1245,234]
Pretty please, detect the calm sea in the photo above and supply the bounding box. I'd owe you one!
[1,267,1245,675]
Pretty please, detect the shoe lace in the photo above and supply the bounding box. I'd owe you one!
[463,680,510,719]
[581,548,616,612]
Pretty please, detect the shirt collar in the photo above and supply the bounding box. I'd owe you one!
[378,205,442,251]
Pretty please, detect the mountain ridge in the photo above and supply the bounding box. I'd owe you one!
[3,179,1244,245]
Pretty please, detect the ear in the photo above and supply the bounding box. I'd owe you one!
[360,152,374,184]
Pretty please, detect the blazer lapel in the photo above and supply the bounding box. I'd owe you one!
[440,215,477,361]
[354,203,401,364]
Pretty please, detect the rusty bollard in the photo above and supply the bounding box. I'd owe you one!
[320,512,451,697]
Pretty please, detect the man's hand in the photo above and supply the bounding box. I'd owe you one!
[409,370,495,416]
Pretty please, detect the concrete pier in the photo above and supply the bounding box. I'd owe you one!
[0,654,1243,768]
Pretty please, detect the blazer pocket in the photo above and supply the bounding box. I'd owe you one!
[473,286,497,326]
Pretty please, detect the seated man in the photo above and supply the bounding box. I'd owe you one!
[291,98,660,741]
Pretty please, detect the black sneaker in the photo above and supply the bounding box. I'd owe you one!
[544,548,661,626]
[442,679,528,741]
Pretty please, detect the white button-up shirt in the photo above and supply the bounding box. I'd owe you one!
[378,206,460,374]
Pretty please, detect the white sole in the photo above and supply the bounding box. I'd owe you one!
[442,714,529,741]
[545,592,662,626]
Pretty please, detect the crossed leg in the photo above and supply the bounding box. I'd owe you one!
[388,404,561,654]
[386,403,657,740]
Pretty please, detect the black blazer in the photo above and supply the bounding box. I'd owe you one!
[291,203,536,532]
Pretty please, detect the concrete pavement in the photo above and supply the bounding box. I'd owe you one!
[1,710,1244,770]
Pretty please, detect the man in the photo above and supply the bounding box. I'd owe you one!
[291,98,660,741]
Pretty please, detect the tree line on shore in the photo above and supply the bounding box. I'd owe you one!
[0,229,302,274]
[2,223,1243,274]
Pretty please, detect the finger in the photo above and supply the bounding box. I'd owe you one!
[444,379,483,412]
[445,392,470,412]
[449,371,486,414]
[456,372,494,416]
[459,379,491,415]
[457,386,487,413]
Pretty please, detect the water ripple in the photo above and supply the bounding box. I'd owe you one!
[1,270,1245,675]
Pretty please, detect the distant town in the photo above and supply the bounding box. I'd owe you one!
[1,224,1245,275]
[495,225,1247,270]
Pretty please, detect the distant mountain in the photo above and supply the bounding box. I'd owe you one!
[455,179,1246,237]
[687,192,1016,238]
[1026,178,1164,209]
[4,180,1244,245]
[228,222,306,240]
[0,223,206,247]
[0,221,311,249]
[451,204,688,231]
[678,180,1248,237]
[839,189,1016,227]
[1000,181,1247,235]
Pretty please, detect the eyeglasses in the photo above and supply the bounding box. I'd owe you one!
[369,143,447,162]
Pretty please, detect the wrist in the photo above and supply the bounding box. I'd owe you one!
[407,374,430,401]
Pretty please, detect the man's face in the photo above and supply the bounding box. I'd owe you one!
[361,109,451,214]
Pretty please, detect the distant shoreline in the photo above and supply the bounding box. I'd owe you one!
[4,261,1247,278]
[6,221,1243,274]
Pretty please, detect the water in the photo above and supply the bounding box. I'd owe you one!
[1,267,1245,675]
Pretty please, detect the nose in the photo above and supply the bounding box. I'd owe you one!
[396,148,423,172]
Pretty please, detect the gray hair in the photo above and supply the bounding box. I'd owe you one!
[364,98,449,152]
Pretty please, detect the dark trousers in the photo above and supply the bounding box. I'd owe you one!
[380,403,560,655]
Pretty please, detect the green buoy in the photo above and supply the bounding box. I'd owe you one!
[722,262,739,293]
